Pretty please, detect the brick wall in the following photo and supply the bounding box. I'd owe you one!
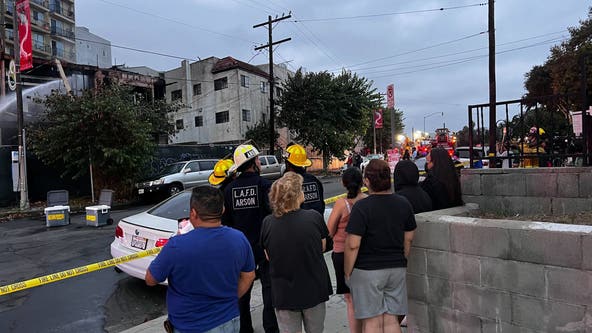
[406,206,592,332]
[461,168,592,216]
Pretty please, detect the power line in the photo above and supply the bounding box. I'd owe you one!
[345,31,569,74]
[332,31,488,71]
[75,37,198,61]
[366,37,568,79]
[292,3,487,22]
[97,0,256,45]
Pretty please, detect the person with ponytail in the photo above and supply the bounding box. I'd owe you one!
[327,167,367,333]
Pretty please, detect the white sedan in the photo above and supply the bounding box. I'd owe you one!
[111,190,336,283]
[110,191,191,281]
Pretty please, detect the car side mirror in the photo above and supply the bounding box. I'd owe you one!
[183,168,191,174]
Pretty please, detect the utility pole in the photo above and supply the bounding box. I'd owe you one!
[13,1,29,209]
[254,14,291,155]
[488,0,497,165]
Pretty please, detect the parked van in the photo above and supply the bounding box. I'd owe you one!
[136,159,218,197]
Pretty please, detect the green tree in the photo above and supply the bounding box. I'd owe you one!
[27,84,177,197]
[524,7,592,114]
[278,69,380,170]
[245,119,279,150]
[361,107,405,153]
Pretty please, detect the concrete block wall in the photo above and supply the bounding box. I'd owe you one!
[461,168,592,216]
[406,207,592,332]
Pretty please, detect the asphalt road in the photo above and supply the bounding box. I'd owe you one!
[0,175,344,333]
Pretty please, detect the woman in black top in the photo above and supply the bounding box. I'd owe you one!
[261,172,331,333]
[345,159,417,333]
[420,147,463,210]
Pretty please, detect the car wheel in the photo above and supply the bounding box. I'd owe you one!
[168,184,183,196]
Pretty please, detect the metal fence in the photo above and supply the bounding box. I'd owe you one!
[467,94,591,168]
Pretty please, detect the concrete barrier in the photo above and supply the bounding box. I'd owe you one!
[406,205,592,332]
[461,167,592,216]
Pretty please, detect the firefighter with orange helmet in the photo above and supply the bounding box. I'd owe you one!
[284,143,325,216]
[221,144,278,333]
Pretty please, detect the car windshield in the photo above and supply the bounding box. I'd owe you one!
[160,162,185,175]
[148,191,191,219]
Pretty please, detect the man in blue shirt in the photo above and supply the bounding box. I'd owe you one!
[146,186,256,333]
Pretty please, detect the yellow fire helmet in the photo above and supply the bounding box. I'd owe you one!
[229,144,260,173]
[285,144,312,167]
[208,159,234,186]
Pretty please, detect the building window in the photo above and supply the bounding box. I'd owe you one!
[214,77,228,91]
[171,89,182,101]
[176,119,184,129]
[240,75,249,88]
[260,81,266,93]
[242,109,251,122]
[216,111,229,124]
[194,116,203,127]
[193,83,201,95]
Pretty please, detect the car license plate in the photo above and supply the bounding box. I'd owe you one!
[131,235,147,250]
[138,189,144,194]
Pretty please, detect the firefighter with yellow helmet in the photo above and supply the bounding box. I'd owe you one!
[208,159,235,191]
[221,144,278,333]
[284,143,325,216]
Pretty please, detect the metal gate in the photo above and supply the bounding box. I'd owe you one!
[467,94,591,168]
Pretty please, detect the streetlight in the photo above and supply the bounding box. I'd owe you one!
[423,112,443,135]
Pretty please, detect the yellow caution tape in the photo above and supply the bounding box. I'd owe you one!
[0,184,382,296]
[323,187,368,205]
[0,247,162,296]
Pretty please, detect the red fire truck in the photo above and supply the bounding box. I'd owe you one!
[431,128,456,156]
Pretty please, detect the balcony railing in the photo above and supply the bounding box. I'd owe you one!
[33,41,51,53]
[30,0,49,8]
[52,48,75,61]
[32,18,50,30]
[49,4,74,19]
[50,25,74,39]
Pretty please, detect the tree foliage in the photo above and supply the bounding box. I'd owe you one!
[361,107,405,153]
[524,7,592,112]
[277,69,380,169]
[27,84,177,197]
[245,119,279,150]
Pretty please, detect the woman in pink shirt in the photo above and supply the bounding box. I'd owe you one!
[327,167,367,333]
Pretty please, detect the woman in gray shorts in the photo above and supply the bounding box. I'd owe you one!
[344,159,417,333]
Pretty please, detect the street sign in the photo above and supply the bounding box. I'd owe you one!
[387,84,394,109]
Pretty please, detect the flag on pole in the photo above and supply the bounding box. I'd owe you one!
[374,109,383,129]
[16,0,33,71]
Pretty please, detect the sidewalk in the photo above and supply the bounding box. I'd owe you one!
[121,252,351,333]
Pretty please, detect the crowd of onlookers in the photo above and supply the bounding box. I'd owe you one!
[145,144,462,333]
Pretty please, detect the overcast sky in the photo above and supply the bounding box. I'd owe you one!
[75,0,590,137]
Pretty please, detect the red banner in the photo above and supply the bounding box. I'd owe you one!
[16,0,33,71]
[387,84,394,109]
[374,109,383,129]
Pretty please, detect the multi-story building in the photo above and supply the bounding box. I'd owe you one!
[75,26,111,68]
[3,0,76,64]
[165,56,292,145]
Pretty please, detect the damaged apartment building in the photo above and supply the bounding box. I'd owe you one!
[164,56,292,146]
